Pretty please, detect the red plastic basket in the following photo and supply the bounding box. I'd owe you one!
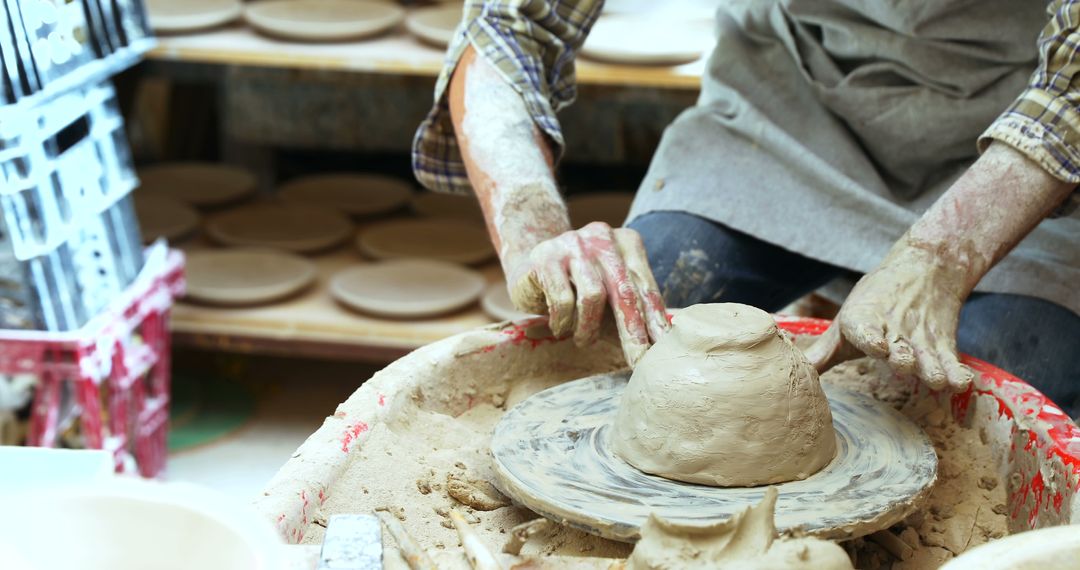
[0,245,184,477]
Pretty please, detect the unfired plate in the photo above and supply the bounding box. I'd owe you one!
[492,372,937,542]
[137,163,256,208]
[184,249,317,306]
[481,283,536,322]
[357,219,494,265]
[581,16,713,65]
[134,195,200,243]
[146,0,242,33]
[278,173,412,216]
[206,204,353,253]
[329,260,486,318]
[410,192,484,222]
[244,0,405,42]
[405,5,462,47]
[567,192,634,228]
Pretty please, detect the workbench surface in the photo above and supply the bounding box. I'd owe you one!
[147,25,705,90]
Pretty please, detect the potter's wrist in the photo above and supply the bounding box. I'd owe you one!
[893,233,984,294]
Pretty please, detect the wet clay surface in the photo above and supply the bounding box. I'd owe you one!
[306,356,1006,569]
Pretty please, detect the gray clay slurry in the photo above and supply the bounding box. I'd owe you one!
[490,372,937,543]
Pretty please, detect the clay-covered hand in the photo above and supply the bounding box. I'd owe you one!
[507,222,669,367]
[834,242,973,390]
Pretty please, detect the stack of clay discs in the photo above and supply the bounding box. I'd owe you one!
[405,4,463,47]
[137,162,257,209]
[145,0,243,33]
[410,192,485,222]
[205,203,353,253]
[481,283,536,322]
[329,259,486,318]
[278,173,412,217]
[183,249,317,306]
[357,219,494,265]
[134,195,200,244]
[243,0,406,42]
[581,15,713,65]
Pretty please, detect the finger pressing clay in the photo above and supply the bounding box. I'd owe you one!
[611,303,836,486]
[627,487,853,570]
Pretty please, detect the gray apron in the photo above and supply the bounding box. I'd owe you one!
[627,0,1080,315]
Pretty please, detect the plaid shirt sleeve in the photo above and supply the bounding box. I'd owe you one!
[979,0,1080,216]
[411,0,603,195]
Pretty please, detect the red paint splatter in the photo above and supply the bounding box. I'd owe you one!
[1029,472,1045,528]
[378,394,386,406]
[1053,492,1064,512]
[341,421,369,453]
[318,488,327,504]
[277,513,286,523]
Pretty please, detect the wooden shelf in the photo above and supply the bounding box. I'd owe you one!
[170,242,507,363]
[146,25,705,90]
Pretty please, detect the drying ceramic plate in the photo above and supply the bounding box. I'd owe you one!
[581,16,714,65]
[330,260,485,318]
[134,194,200,243]
[278,173,412,217]
[567,192,635,228]
[145,0,242,33]
[410,192,484,222]
[481,283,536,322]
[405,4,462,47]
[184,249,317,306]
[357,219,494,265]
[138,162,257,208]
[206,204,353,253]
[244,0,406,42]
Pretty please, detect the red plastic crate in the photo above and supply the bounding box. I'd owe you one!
[0,244,184,477]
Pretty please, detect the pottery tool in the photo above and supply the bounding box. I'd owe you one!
[491,371,937,543]
[319,514,383,570]
[376,512,434,570]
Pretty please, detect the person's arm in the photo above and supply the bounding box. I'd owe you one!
[448,46,668,366]
[807,143,1075,389]
[414,1,669,365]
[808,0,1080,389]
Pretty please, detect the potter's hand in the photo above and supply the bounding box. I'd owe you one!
[807,142,1076,390]
[508,222,669,366]
[807,241,972,390]
[447,46,669,366]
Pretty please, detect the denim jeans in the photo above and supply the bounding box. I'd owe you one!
[628,211,1080,417]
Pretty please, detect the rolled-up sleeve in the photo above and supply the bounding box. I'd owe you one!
[411,0,603,195]
[979,0,1080,215]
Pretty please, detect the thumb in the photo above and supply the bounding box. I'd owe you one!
[803,320,856,373]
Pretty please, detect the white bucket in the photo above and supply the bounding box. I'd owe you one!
[0,478,285,570]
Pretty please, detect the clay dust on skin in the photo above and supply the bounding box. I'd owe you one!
[460,55,568,264]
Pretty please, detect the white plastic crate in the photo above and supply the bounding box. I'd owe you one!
[0,80,136,261]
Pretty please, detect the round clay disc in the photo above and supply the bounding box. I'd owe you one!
[357,219,494,265]
[278,173,412,217]
[581,16,713,65]
[206,204,353,253]
[137,163,256,208]
[492,372,937,542]
[567,192,635,228]
[481,283,535,322]
[244,0,405,42]
[410,192,485,222]
[329,260,485,318]
[184,249,316,306]
[405,5,462,47]
[134,194,200,243]
[146,0,242,33]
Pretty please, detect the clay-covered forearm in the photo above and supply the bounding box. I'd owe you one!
[448,46,572,275]
[905,141,1077,291]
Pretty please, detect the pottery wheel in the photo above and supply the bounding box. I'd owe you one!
[491,372,937,543]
